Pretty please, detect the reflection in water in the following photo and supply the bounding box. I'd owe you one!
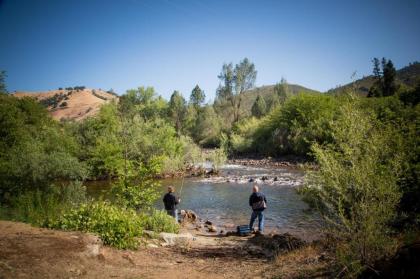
[85,164,321,239]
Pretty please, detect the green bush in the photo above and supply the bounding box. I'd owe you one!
[230,117,262,154]
[142,210,179,233]
[253,93,339,156]
[3,182,86,227]
[54,201,144,249]
[302,99,402,277]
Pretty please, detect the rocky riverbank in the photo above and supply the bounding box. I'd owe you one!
[228,156,315,170]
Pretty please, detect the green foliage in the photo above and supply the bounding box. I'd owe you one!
[190,85,205,109]
[216,58,257,123]
[142,210,179,233]
[302,99,403,277]
[368,57,398,97]
[208,147,227,171]
[111,158,161,211]
[54,201,144,249]
[2,182,86,227]
[0,70,7,94]
[274,78,289,104]
[168,90,187,136]
[193,106,223,147]
[251,95,266,118]
[252,93,339,156]
[0,94,87,197]
[230,117,262,154]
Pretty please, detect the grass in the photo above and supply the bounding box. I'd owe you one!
[273,244,333,279]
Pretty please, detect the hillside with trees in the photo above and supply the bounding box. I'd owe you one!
[327,61,420,95]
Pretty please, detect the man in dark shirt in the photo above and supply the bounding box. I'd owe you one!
[163,185,180,222]
[249,185,267,234]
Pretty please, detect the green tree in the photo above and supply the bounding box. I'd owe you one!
[382,59,397,96]
[0,70,7,94]
[217,58,257,123]
[168,91,186,136]
[194,106,222,146]
[274,78,289,104]
[251,95,267,118]
[190,85,205,109]
[368,57,397,97]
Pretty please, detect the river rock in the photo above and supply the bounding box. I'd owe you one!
[208,225,217,233]
[159,232,195,246]
[181,210,198,222]
[204,220,212,226]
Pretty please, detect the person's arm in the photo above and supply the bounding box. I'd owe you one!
[264,195,267,204]
[249,194,253,207]
[175,195,179,205]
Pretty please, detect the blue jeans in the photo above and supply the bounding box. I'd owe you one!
[167,209,178,223]
[249,210,265,232]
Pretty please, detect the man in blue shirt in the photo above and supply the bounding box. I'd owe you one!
[249,185,267,234]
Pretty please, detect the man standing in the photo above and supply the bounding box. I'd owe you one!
[163,186,180,222]
[249,185,267,234]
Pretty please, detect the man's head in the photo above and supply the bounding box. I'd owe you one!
[168,186,175,193]
[253,185,259,193]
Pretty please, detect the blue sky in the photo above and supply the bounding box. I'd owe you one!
[1,0,419,101]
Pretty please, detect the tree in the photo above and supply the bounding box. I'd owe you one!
[274,78,289,104]
[382,59,397,96]
[217,58,257,123]
[251,95,267,118]
[368,57,397,97]
[168,91,186,136]
[0,70,7,94]
[190,85,205,109]
[268,93,280,112]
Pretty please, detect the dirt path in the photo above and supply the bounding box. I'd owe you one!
[0,221,279,279]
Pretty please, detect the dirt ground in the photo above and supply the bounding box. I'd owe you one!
[0,221,285,279]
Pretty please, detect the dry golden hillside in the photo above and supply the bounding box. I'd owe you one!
[13,88,118,121]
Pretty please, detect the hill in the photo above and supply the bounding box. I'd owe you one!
[239,83,321,116]
[326,62,420,95]
[13,88,118,121]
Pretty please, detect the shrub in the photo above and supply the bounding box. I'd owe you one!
[3,182,86,227]
[54,201,144,249]
[253,93,339,156]
[142,210,179,233]
[302,99,402,277]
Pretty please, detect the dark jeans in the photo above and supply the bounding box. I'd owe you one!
[166,209,178,222]
[249,210,265,232]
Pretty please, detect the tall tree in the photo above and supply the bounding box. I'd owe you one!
[368,57,397,97]
[190,85,205,109]
[274,78,289,104]
[0,71,7,94]
[268,93,281,112]
[251,95,267,118]
[168,90,186,136]
[217,58,257,123]
[382,59,397,96]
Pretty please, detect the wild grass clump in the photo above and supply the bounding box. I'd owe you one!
[142,210,179,233]
[2,182,86,227]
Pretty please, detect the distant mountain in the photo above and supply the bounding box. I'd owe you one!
[326,62,420,95]
[13,88,118,121]
[239,83,321,115]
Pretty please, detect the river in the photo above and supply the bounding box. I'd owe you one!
[85,163,321,240]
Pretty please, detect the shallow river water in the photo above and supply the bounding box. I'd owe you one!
[85,164,321,239]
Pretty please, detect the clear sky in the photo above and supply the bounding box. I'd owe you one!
[1,0,419,101]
